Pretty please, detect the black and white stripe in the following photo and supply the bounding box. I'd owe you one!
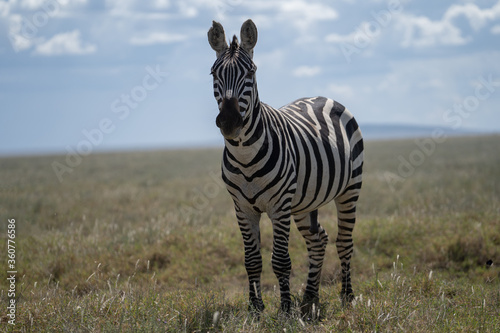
[208,20,363,314]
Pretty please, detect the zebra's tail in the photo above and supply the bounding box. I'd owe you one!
[343,109,364,190]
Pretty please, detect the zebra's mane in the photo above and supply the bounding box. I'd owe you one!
[229,35,239,56]
[218,35,252,68]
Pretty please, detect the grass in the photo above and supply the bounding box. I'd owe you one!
[1,135,499,332]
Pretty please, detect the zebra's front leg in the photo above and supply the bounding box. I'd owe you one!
[270,214,292,313]
[237,213,265,313]
[295,211,329,317]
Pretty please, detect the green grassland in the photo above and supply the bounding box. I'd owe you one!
[1,135,499,332]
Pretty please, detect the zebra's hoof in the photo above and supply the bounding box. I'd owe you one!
[248,299,265,316]
[300,293,320,320]
[341,292,355,307]
[279,300,292,315]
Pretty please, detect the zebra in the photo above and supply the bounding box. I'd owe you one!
[207,19,364,314]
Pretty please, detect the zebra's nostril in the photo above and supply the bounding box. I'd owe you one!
[221,97,240,113]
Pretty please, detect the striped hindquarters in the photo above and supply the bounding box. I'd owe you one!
[277,96,363,214]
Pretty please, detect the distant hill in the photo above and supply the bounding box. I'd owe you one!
[359,124,483,141]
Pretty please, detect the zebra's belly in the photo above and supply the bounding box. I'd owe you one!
[290,179,339,215]
[224,165,349,217]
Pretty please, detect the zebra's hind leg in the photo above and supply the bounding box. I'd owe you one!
[237,213,265,314]
[295,212,329,317]
[334,193,359,306]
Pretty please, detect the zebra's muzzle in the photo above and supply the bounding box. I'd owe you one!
[216,97,243,139]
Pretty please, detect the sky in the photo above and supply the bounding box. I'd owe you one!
[1,0,500,156]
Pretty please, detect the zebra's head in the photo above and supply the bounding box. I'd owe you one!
[208,19,258,140]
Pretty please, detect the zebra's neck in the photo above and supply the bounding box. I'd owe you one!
[224,91,269,165]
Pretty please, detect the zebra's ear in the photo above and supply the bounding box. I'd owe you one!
[208,21,228,58]
[240,19,258,58]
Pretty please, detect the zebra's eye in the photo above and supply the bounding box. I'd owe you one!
[245,70,255,79]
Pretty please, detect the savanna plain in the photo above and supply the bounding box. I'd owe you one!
[0,135,499,332]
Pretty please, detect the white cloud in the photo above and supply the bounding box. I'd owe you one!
[491,24,500,35]
[153,0,170,9]
[325,31,355,44]
[325,21,386,44]
[396,14,469,48]
[279,0,338,22]
[2,0,87,23]
[106,0,138,17]
[6,14,35,52]
[396,1,500,48]
[292,66,321,78]
[4,0,90,53]
[444,1,500,31]
[20,0,50,10]
[242,0,338,30]
[0,1,11,17]
[130,32,187,46]
[18,0,87,12]
[34,30,96,56]
[8,34,34,52]
[323,1,500,51]
[105,0,191,19]
[178,2,198,18]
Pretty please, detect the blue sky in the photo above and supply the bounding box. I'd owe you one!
[1,0,500,156]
